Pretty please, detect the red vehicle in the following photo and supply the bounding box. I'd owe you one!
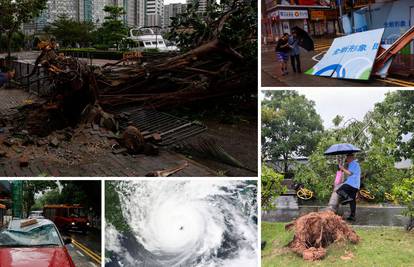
[43,204,90,233]
[0,218,75,267]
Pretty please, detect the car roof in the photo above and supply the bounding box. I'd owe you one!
[8,218,55,232]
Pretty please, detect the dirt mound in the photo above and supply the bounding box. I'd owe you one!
[285,210,360,261]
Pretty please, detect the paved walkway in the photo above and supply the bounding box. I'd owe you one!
[0,89,216,177]
[0,125,216,177]
[261,42,403,87]
[0,151,215,177]
[0,89,39,112]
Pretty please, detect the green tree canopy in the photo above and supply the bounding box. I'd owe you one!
[0,0,47,58]
[392,170,414,231]
[261,165,286,211]
[32,181,101,215]
[93,5,128,50]
[294,92,407,201]
[23,181,57,215]
[168,0,257,64]
[262,91,323,173]
[374,90,414,162]
[45,15,95,47]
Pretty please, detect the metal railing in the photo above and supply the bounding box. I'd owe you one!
[10,60,52,96]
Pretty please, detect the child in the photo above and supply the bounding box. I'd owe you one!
[275,33,290,76]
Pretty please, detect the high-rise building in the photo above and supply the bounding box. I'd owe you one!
[107,0,145,27]
[163,3,187,28]
[90,0,109,25]
[46,0,86,22]
[146,0,164,27]
[186,0,210,13]
[23,0,146,34]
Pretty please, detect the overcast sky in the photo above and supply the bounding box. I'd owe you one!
[262,88,395,129]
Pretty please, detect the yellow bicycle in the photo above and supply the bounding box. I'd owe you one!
[384,192,396,202]
[359,189,375,200]
[297,188,314,200]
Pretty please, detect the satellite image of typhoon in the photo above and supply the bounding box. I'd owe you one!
[105,180,258,267]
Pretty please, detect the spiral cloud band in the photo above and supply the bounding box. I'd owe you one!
[106,180,258,267]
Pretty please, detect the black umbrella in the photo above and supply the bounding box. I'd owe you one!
[292,26,314,51]
[0,181,11,194]
[324,143,361,156]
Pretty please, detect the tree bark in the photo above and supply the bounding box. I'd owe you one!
[327,184,340,212]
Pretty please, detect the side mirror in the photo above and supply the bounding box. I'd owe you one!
[63,237,72,245]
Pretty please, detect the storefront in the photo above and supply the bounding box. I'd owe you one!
[263,0,339,42]
[268,9,309,39]
[309,9,338,37]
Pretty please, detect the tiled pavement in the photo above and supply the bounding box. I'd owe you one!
[0,125,215,177]
[0,149,215,177]
[0,89,216,177]
[0,89,39,112]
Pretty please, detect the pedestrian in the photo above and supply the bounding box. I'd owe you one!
[336,153,361,221]
[289,30,302,73]
[0,70,15,87]
[275,33,290,76]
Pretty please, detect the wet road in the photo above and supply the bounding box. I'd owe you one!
[261,42,414,87]
[262,205,410,227]
[64,228,102,266]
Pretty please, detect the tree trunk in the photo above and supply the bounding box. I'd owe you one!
[6,32,13,67]
[283,155,289,174]
[327,184,341,212]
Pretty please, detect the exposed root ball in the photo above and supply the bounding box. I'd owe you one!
[122,125,146,153]
[285,210,360,261]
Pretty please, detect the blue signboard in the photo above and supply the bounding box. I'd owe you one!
[306,28,384,80]
[346,0,412,48]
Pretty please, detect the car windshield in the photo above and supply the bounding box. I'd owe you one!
[0,224,62,247]
[69,208,86,217]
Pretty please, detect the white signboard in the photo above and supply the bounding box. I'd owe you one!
[305,28,385,80]
[277,10,308,20]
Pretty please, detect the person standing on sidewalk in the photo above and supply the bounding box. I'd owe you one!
[289,30,302,73]
[275,33,290,76]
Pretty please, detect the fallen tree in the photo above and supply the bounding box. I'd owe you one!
[2,0,256,163]
[97,0,257,109]
[17,0,256,127]
[285,210,360,261]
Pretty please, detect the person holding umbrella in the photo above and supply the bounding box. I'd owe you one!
[324,143,361,221]
[336,153,361,221]
[288,30,302,73]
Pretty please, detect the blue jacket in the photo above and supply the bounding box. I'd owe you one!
[0,73,9,87]
[344,160,361,189]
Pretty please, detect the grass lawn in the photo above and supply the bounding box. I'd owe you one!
[262,222,414,267]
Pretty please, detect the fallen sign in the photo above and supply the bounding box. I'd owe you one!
[305,28,384,80]
[307,25,414,80]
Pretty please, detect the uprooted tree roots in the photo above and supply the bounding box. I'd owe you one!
[285,210,360,261]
